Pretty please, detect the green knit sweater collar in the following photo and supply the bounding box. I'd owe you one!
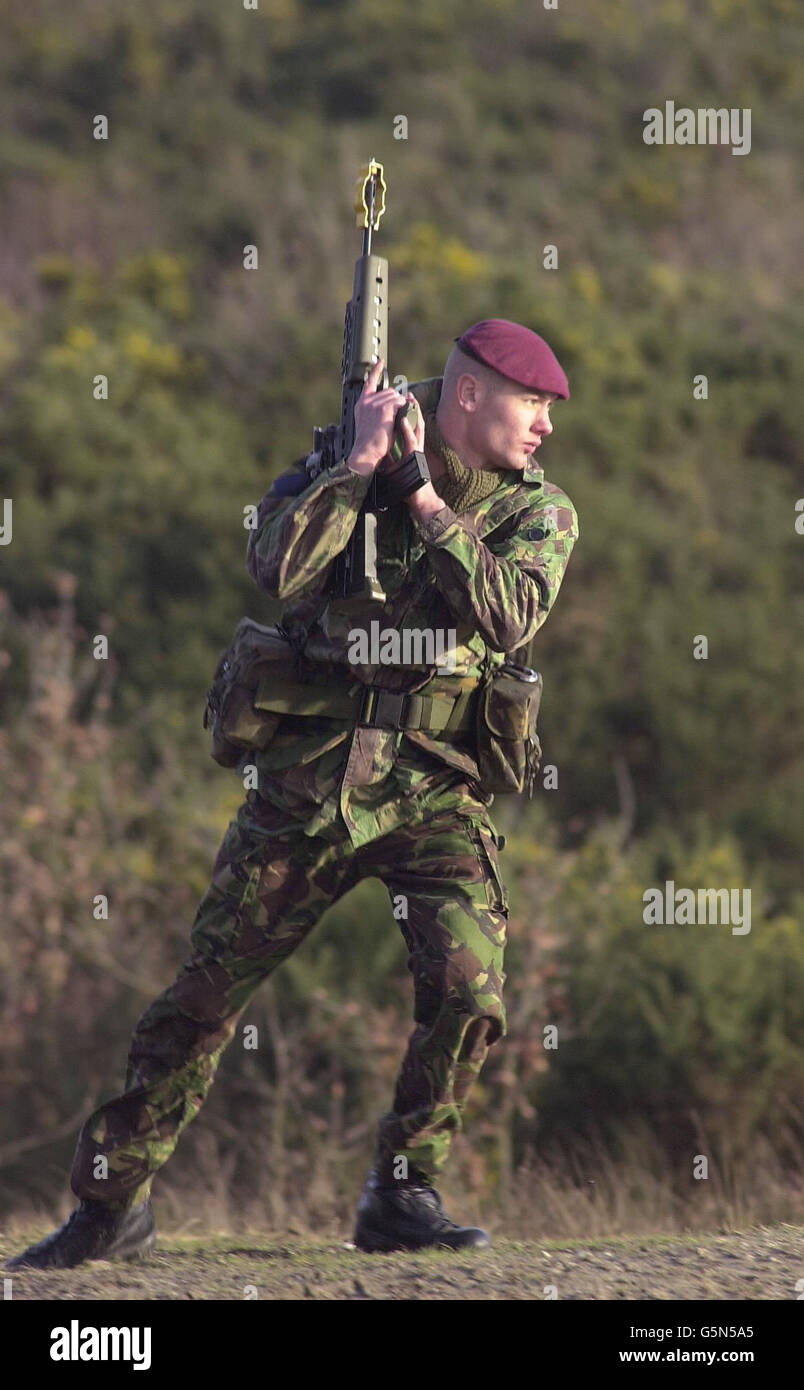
[422,392,507,514]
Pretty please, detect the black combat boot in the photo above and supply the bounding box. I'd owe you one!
[4,1197,156,1271]
[353,1167,491,1253]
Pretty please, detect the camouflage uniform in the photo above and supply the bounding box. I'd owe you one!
[70,377,578,1209]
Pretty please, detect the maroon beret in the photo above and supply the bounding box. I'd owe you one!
[454,318,570,400]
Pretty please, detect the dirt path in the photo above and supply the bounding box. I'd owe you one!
[3,1224,803,1300]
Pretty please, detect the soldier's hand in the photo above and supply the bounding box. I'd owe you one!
[396,394,425,456]
[347,357,408,471]
[377,392,426,490]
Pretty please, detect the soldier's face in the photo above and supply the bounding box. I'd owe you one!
[472,384,557,471]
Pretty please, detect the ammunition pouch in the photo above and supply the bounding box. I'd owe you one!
[475,663,543,797]
[203,618,290,768]
[204,617,481,768]
[205,619,544,794]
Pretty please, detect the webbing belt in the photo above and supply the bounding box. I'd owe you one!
[358,685,477,736]
[254,671,478,737]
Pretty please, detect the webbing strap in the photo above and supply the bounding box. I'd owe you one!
[254,671,478,735]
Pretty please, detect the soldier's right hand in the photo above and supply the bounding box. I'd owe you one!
[347,358,408,472]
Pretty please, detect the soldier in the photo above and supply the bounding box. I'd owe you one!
[6,319,578,1268]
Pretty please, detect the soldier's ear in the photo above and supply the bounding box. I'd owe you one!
[456,373,479,411]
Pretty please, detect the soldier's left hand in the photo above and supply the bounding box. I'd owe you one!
[380,393,425,475]
[398,393,425,455]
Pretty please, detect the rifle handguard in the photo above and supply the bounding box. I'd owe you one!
[374,450,431,509]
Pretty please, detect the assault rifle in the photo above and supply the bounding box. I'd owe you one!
[304,159,426,607]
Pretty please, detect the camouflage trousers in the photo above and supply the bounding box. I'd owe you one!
[70,781,509,1208]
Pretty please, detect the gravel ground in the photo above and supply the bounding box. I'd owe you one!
[3,1223,803,1300]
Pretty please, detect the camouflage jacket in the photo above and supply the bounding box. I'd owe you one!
[244,377,578,844]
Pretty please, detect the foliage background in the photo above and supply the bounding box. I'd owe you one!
[0,0,802,1234]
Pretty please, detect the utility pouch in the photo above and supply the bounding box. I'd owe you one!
[203,618,291,768]
[475,662,543,797]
